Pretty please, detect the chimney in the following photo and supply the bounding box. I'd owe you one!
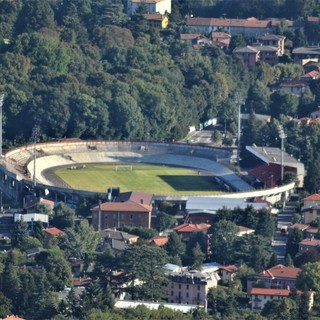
[140,199,143,204]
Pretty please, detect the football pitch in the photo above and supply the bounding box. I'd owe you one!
[54,164,223,196]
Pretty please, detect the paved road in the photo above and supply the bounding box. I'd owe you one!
[272,202,295,263]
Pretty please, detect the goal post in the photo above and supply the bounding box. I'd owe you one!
[115,165,133,172]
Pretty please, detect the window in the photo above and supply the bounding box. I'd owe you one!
[171,291,173,296]
[186,285,189,290]
[186,292,189,298]
[178,292,181,298]
[179,284,181,289]
[197,285,200,290]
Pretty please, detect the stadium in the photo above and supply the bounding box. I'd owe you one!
[0,140,294,205]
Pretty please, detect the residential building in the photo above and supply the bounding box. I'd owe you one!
[127,0,171,16]
[247,264,301,292]
[256,34,285,55]
[233,46,260,66]
[254,45,280,65]
[167,270,219,306]
[301,70,320,82]
[288,223,310,236]
[292,46,320,63]
[143,13,169,29]
[250,288,314,312]
[43,227,65,237]
[91,202,152,230]
[237,226,255,237]
[219,264,240,284]
[1,316,26,320]
[211,32,231,49]
[299,238,320,253]
[173,223,211,241]
[303,204,320,224]
[149,235,168,246]
[23,197,54,212]
[303,193,320,208]
[279,81,307,96]
[91,192,153,230]
[305,227,319,239]
[99,228,139,253]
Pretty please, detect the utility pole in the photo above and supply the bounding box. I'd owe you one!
[235,93,244,167]
[32,126,39,188]
[278,125,287,182]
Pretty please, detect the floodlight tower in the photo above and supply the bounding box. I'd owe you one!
[278,125,287,182]
[32,126,39,188]
[235,92,244,167]
[0,94,5,157]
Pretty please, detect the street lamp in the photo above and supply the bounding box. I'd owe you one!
[32,126,39,188]
[278,125,287,182]
[235,93,244,167]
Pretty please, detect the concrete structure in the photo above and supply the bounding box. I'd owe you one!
[250,288,314,312]
[247,264,301,293]
[167,270,219,306]
[127,0,171,16]
[246,145,304,187]
[14,213,49,225]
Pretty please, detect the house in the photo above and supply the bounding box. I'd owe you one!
[91,192,153,230]
[299,238,320,253]
[301,70,320,82]
[167,270,219,306]
[173,223,211,241]
[253,45,280,65]
[91,201,152,230]
[126,0,171,16]
[23,197,54,212]
[250,288,314,312]
[43,227,65,237]
[303,193,320,208]
[219,264,240,284]
[237,226,255,237]
[305,227,319,239]
[292,46,320,63]
[233,46,260,66]
[211,32,231,49]
[1,316,26,320]
[288,223,310,236]
[256,34,285,55]
[303,204,320,224]
[279,81,307,96]
[247,264,301,293]
[100,229,139,252]
[149,235,168,246]
[143,13,168,29]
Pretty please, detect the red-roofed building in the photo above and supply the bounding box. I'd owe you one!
[43,227,65,236]
[91,192,153,230]
[303,193,320,206]
[237,226,255,237]
[23,197,54,212]
[301,70,320,82]
[173,223,211,240]
[219,264,240,284]
[2,316,26,320]
[143,13,168,29]
[249,288,314,312]
[299,238,320,253]
[247,264,301,293]
[149,235,168,247]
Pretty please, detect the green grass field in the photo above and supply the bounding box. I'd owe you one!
[54,163,223,196]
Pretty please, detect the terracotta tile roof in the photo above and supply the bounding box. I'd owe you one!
[300,238,320,247]
[43,227,65,236]
[180,33,201,40]
[24,197,54,210]
[115,192,153,206]
[143,13,164,21]
[250,288,291,296]
[257,264,301,279]
[186,17,272,28]
[149,235,168,246]
[280,81,306,88]
[219,264,240,273]
[3,316,26,320]
[307,16,320,23]
[289,223,310,231]
[233,45,259,53]
[91,201,152,212]
[238,226,255,233]
[302,70,320,79]
[303,193,320,201]
[73,277,95,286]
[305,227,319,234]
[173,223,211,233]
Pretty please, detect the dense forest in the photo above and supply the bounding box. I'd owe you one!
[0,0,320,190]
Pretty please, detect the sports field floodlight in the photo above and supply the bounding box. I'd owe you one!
[278,125,287,182]
[235,92,244,167]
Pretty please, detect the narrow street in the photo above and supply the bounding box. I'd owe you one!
[272,202,295,263]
